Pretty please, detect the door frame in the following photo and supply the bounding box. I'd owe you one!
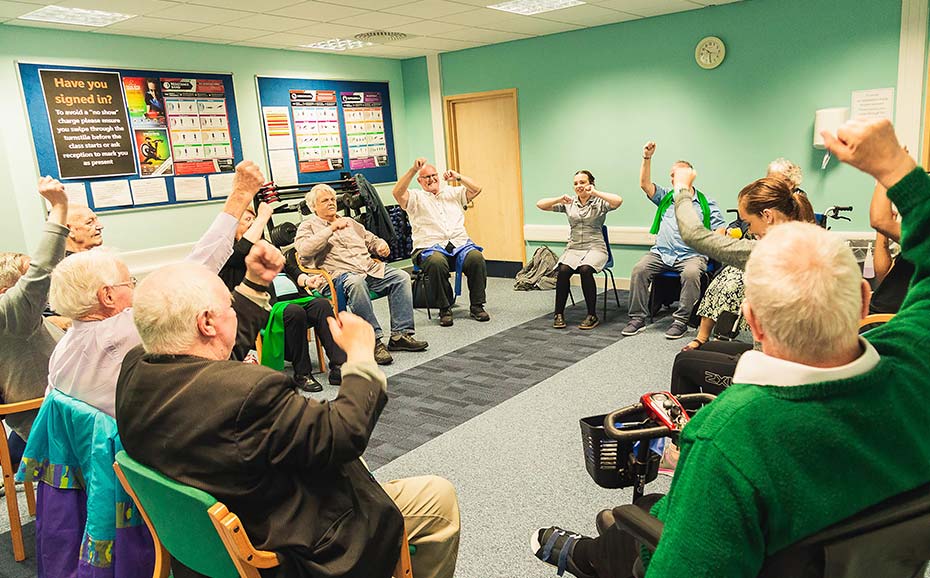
[443,88,526,266]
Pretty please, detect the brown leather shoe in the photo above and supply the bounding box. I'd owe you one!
[439,308,453,327]
[374,341,394,365]
[579,314,599,330]
[387,334,429,352]
[469,305,490,322]
[553,314,566,329]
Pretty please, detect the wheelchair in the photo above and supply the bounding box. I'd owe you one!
[581,392,930,578]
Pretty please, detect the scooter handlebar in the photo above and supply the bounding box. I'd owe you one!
[602,393,716,441]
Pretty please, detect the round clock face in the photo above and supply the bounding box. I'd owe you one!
[695,36,725,69]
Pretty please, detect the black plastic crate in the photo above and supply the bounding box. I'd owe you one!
[580,413,660,489]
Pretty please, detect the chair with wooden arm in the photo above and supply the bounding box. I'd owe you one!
[0,397,42,562]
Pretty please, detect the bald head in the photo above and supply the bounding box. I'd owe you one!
[66,205,103,253]
[743,222,868,365]
[133,263,235,358]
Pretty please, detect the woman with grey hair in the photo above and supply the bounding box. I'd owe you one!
[0,177,69,451]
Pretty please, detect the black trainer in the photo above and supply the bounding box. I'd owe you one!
[387,334,429,352]
[294,373,323,393]
[530,526,596,578]
[328,365,342,386]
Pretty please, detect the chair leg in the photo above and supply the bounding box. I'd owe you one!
[25,481,35,517]
[0,431,26,562]
[602,272,608,321]
[394,528,413,578]
[423,274,431,320]
[609,270,621,308]
[308,328,327,373]
[569,289,575,306]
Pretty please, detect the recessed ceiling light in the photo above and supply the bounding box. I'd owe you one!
[300,38,374,51]
[18,5,135,27]
[487,0,585,16]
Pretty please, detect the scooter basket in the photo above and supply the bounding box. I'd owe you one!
[580,413,660,489]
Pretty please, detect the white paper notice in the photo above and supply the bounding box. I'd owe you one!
[263,106,294,150]
[44,182,89,211]
[90,180,132,208]
[208,172,236,198]
[174,177,208,201]
[269,149,299,185]
[851,88,894,122]
[130,178,169,205]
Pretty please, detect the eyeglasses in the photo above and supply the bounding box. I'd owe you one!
[109,276,137,289]
[419,174,439,182]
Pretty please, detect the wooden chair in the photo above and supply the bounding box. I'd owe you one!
[0,397,42,562]
[114,450,413,578]
[256,327,327,372]
[859,313,895,330]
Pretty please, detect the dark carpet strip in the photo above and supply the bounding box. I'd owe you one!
[365,288,631,469]
[0,522,35,577]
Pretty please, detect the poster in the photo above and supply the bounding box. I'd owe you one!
[123,76,167,129]
[39,69,136,179]
[162,78,234,175]
[262,106,293,150]
[290,89,343,173]
[134,129,173,176]
[341,91,388,170]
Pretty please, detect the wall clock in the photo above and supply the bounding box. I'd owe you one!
[695,36,725,69]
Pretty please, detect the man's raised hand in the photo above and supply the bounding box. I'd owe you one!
[821,119,915,189]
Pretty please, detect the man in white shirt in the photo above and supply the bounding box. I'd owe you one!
[392,158,489,327]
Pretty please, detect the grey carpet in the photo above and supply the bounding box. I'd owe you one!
[364,287,629,469]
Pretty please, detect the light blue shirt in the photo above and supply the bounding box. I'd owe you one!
[650,184,725,267]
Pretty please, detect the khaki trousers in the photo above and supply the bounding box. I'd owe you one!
[382,475,460,578]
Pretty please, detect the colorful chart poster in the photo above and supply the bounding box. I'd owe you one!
[290,90,343,173]
[162,78,234,175]
[123,76,166,129]
[38,69,136,179]
[134,129,173,177]
[341,91,388,170]
[262,106,293,151]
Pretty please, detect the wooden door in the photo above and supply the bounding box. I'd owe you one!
[444,89,525,264]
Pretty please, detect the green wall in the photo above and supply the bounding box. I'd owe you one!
[0,26,414,253]
[402,57,435,164]
[440,0,903,272]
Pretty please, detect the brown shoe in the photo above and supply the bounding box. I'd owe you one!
[579,314,599,330]
[553,314,566,329]
[374,341,394,365]
[439,308,453,327]
[387,334,429,352]
[469,305,490,322]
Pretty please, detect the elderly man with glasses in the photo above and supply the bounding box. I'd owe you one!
[45,161,266,416]
[393,158,489,327]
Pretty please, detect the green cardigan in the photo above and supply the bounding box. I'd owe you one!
[644,167,930,578]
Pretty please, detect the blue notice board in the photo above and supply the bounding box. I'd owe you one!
[19,62,243,212]
[256,76,397,185]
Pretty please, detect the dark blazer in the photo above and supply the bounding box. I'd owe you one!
[114,291,403,578]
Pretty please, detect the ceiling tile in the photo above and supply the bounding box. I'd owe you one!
[382,0,475,19]
[54,0,179,16]
[686,0,741,4]
[0,1,41,19]
[392,36,480,50]
[317,0,411,8]
[225,13,318,32]
[441,27,530,43]
[330,10,419,29]
[536,4,638,26]
[185,0,302,11]
[245,31,330,46]
[290,21,370,39]
[102,15,209,35]
[472,14,582,35]
[270,1,366,22]
[155,4,249,24]
[230,40,288,49]
[185,24,270,41]
[446,8,510,27]
[443,0,493,5]
[6,19,98,31]
[165,33,232,44]
[389,18,466,36]
[595,0,703,18]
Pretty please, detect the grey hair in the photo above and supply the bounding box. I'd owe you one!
[0,252,28,292]
[304,184,336,211]
[767,158,803,189]
[744,222,861,363]
[132,263,229,354]
[49,248,123,318]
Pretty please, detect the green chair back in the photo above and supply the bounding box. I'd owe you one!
[115,450,240,578]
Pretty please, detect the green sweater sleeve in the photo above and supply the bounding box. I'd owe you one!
[645,441,765,578]
[673,190,755,269]
[885,167,930,313]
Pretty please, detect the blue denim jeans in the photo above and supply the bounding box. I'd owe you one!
[341,266,415,339]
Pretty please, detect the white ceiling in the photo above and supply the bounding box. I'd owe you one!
[0,0,742,59]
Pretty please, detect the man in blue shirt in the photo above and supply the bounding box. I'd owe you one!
[622,141,725,339]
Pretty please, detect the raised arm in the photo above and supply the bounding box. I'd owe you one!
[445,169,482,202]
[590,186,623,210]
[187,161,266,274]
[537,195,573,211]
[392,157,426,210]
[869,181,901,242]
[671,167,753,269]
[242,202,273,244]
[0,177,69,335]
[641,141,658,200]
[873,232,893,283]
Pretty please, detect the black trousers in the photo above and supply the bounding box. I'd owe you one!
[282,299,347,376]
[669,341,753,397]
[554,264,597,316]
[413,244,487,309]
